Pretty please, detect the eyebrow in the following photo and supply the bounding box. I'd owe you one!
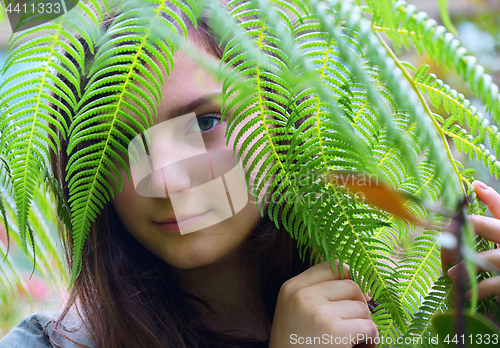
[169,93,223,118]
[111,93,224,132]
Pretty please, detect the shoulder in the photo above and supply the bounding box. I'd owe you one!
[0,309,94,348]
[0,311,55,348]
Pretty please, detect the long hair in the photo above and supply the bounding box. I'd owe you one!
[47,2,312,347]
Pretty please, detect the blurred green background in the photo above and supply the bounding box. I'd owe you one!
[0,0,499,337]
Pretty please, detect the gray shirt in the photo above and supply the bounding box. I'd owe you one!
[1,311,273,348]
[0,310,94,348]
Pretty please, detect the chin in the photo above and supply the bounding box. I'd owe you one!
[165,253,223,270]
[163,241,229,270]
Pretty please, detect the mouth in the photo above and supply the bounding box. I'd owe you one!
[154,211,211,233]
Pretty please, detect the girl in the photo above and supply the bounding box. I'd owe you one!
[1,2,500,348]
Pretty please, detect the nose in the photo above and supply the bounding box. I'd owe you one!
[147,163,192,198]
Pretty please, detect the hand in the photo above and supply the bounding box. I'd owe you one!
[442,180,500,301]
[268,261,378,348]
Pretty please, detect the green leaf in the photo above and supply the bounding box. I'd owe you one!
[436,0,458,36]
[432,312,500,348]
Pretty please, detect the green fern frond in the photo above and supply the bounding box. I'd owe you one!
[373,157,444,250]
[369,1,500,124]
[1,178,63,278]
[43,165,72,234]
[0,14,87,253]
[0,191,9,258]
[414,68,500,178]
[65,0,200,288]
[0,0,499,341]
[372,113,421,188]
[397,277,454,348]
[84,0,121,24]
[444,122,500,178]
[379,220,448,343]
[316,0,463,198]
[0,173,65,316]
[300,182,407,333]
[218,4,414,329]
[220,0,309,224]
[0,151,12,258]
[435,0,457,35]
[348,68,399,149]
[397,227,443,314]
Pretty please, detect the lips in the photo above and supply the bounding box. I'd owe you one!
[156,213,207,224]
[154,211,211,233]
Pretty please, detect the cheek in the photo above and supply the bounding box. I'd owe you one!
[110,171,148,230]
[112,176,135,211]
[226,195,263,242]
[200,201,262,254]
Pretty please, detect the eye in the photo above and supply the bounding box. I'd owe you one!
[193,114,222,133]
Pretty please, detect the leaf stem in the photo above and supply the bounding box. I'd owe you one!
[374,31,466,198]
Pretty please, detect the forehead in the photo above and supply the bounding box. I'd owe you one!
[156,48,223,115]
[119,41,224,130]
[164,49,221,92]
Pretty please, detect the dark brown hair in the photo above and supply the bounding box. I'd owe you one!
[47,2,312,348]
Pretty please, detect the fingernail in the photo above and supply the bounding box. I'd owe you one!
[475,180,488,190]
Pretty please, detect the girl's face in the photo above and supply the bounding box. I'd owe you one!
[110,42,264,270]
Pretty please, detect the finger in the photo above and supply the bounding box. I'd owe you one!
[465,276,500,301]
[364,293,371,302]
[304,279,367,304]
[364,288,372,302]
[469,215,500,243]
[472,181,500,219]
[448,249,500,280]
[336,319,379,347]
[442,213,500,275]
[319,300,372,320]
[293,261,350,290]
